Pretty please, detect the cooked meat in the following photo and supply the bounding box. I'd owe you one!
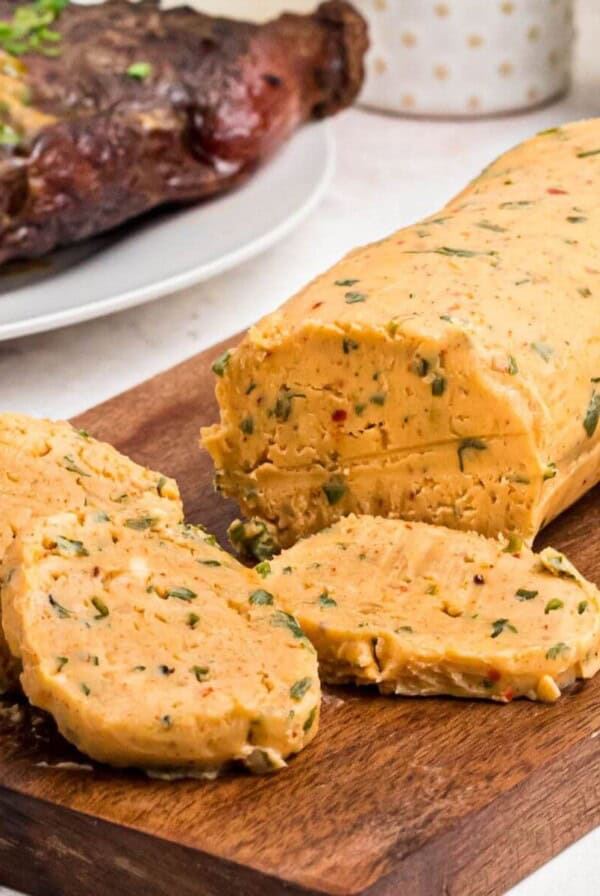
[0,0,367,263]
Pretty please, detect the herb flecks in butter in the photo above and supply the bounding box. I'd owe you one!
[457,438,487,472]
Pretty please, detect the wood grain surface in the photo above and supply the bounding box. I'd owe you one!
[1,335,600,896]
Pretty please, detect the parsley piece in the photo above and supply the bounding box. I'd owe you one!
[343,337,359,354]
[322,477,347,505]
[290,677,312,700]
[191,666,209,682]
[431,375,446,397]
[545,598,564,614]
[584,391,600,437]
[187,612,200,629]
[577,148,600,158]
[56,536,89,557]
[271,610,306,640]
[274,387,304,421]
[127,61,152,80]
[48,594,73,618]
[63,455,90,477]
[319,592,337,608]
[124,517,157,531]
[335,278,359,287]
[91,596,109,619]
[80,683,91,696]
[531,342,553,362]
[516,588,538,601]
[240,416,254,435]
[211,350,231,377]
[491,618,517,638]
[55,656,68,672]
[168,587,197,602]
[303,706,317,732]
[255,560,271,578]
[578,600,588,615]
[249,589,274,606]
[457,438,487,472]
[345,292,367,304]
[508,355,518,375]
[546,642,569,659]
[503,534,524,554]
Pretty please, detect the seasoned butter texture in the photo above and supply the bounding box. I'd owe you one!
[1,513,319,772]
[203,119,600,546]
[0,413,183,691]
[268,515,600,702]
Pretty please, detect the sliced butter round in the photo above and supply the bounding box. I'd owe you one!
[267,515,600,703]
[1,512,319,773]
[0,413,183,691]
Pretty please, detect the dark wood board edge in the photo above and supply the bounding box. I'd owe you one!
[0,784,329,896]
[366,719,600,896]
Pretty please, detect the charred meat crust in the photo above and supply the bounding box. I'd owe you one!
[0,0,367,264]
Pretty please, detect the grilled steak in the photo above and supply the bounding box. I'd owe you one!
[0,0,367,264]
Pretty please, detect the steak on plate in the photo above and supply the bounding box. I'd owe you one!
[0,0,368,264]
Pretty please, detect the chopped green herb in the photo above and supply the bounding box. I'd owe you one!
[578,287,592,298]
[55,656,68,672]
[245,382,256,395]
[127,61,152,80]
[578,600,588,614]
[228,518,278,562]
[354,402,366,416]
[249,589,274,606]
[577,148,600,158]
[531,342,553,362]
[343,337,359,354]
[240,416,254,435]
[274,387,304,421]
[271,610,306,640]
[335,278,359,287]
[543,462,557,481]
[0,0,68,59]
[516,588,538,601]
[345,292,367,304]
[80,683,91,696]
[499,200,533,208]
[431,375,446,397]
[322,477,347,505]
[91,596,109,619]
[508,355,518,375]
[156,475,167,496]
[48,594,73,619]
[413,357,430,377]
[211,350,231,377]
[168,587,197,602]
[255,560,271,578]
[396,625,414,633]
[475,220,507,233]
[319,592,337,608]
[434,246,495,257]
[198,559,221,567]
[132,665,146,672]
[503,534,524,554]
[290,677,312,700]
[545,598,564,614]
[161,715,172,729]
[538,127,561,135]
[385,319,399,337]
[89,655,99,666]
[303,706,317,732]
[191,665,209,682]
[567,215,587,223]
[542,553,575,579]
[0,123,20,147]
[187,612,200,629]
[457,438,487,472]
[546,642,569,660]
[584,391,600,437]
[491,618,517,638]
[369,392,386,406]
[94,511,111,523]
[124,517,157,531]
[56,536,89,557]
[63,455,90,477]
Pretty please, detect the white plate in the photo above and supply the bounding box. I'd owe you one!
[0,122,334,341]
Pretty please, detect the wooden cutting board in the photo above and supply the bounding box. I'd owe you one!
[1,336,600,896]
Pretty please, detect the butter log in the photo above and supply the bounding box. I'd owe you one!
[1,513,320,773]
[202,119,600,546]
[267,515,600,703]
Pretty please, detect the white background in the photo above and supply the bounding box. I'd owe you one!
[2,1,600,894]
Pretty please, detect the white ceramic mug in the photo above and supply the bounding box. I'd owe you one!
[357,0,574,117]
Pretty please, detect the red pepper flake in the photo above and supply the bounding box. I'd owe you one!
[201,687,214,698]
[488,668,501,682]
[312,301,323,310]
[547,188,567,195]
[331,409,347,422]
[502,687,514,702]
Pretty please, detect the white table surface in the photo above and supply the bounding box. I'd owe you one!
[2,1,600,893]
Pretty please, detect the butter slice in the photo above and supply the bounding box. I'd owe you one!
[1,513,319,773]
[0,413,183,691]
[203,119,600,547]
[267,515,600,702]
